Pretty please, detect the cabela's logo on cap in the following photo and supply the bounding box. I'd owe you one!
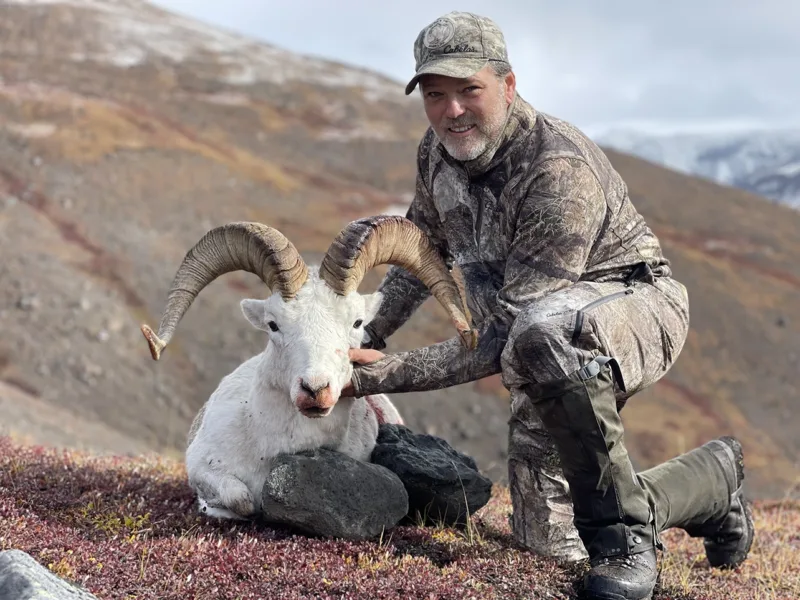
[423,17,455,49]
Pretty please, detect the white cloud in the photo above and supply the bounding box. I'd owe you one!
[150,0,800,135]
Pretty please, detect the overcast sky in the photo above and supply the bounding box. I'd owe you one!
[151,0,800,136]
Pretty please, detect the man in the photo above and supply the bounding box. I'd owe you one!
[343,11,754,600]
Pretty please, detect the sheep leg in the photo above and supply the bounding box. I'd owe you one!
[366,394,404,425]
[190,468,256,520]
[199,499,249,521]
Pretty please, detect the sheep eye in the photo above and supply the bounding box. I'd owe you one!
[353,319,363,329]
[267,321,279,332]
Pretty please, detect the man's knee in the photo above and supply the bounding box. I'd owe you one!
[501,294,597,388]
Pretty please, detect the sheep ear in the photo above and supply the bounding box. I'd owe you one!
[362,292,383,323]
[241,298,268,330]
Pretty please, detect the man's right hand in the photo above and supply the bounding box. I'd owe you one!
[349,348,386,365]
[341,348,387,398]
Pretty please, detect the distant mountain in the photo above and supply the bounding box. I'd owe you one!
[594,129,800,210]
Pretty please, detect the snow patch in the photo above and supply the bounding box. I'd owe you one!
[196,92,251,106]
[318,124,399,142]
[703,239,735,252]
[5,0,412,103]
[4,121,57,138]
[222,66,257,86]
[381,204,411,216]
[107,45,147,67]
[380,193,413,216]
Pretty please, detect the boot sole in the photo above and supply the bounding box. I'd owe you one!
[584,571,657,600]
[718,436,745,487]
[584,591,653,600]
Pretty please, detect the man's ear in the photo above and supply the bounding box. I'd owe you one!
[362,292,384,324]
[504,70,516,105]
[241,298,268,331]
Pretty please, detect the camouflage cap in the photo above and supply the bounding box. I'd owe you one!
[405,11,510,95]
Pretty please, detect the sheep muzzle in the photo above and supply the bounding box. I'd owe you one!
[296,384,336,418]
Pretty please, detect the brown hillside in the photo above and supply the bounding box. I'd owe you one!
[604,149,800,499]
[0,0,797,499]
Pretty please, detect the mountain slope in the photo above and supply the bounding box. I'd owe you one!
[594,128,800,210]
[601,149,800,498]
[1,0,798,499]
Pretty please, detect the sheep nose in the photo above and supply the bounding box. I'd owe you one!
[297,379,335,414]
[300,379,329,399]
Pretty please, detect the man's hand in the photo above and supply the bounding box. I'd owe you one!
[341,348,386,397]
[349,348,386,365]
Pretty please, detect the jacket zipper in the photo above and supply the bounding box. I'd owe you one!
[474,186,484,260]
[571,288,635,346]
[579,288,634,312]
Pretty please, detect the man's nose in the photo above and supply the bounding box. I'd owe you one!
[444,97,466,119]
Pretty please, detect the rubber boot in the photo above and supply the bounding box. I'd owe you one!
[689,437,755,568]
[524,356,659,600]
[640,436,754,569]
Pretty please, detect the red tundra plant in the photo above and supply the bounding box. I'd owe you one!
[1,437,798,599]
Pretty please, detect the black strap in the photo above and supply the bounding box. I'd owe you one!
[624,262,656,287]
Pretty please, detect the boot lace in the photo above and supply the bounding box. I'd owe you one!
[593,553,647,570]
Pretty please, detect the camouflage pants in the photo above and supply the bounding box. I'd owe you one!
[500,275,690,562]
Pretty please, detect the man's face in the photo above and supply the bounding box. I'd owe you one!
[419,66,516,161]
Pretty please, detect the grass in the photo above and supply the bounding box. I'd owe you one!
[1,436,798,600]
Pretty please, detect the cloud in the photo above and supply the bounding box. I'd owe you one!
[151,0,800,134]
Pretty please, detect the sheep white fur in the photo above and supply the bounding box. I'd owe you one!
[184,270,403,520]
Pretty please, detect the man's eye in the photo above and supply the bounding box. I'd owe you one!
[353,319,363,328]
[268,321,279,332]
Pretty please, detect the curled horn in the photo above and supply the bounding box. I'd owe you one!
[319,215,478,350]
[141,222,308,360]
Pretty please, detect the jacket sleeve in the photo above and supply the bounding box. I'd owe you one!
[351,157,607,395]
[362,137,453,350]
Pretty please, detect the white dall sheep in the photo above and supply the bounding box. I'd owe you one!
[141,215,477,520]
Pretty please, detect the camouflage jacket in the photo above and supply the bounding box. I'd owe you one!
[351,94,671,396]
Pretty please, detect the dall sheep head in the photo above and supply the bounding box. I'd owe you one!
[141,215,477,416]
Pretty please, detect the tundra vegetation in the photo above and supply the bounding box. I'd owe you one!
[1,437,798,599]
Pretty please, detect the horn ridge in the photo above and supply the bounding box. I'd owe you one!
[141,221,308,360]
[320,215,477,349]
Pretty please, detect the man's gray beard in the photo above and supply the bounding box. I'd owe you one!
[441,130,490,161]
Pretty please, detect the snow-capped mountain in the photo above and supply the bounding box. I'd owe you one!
[593,129,800,210]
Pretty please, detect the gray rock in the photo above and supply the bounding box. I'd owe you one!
[0,549,99,599]
[371,424,493,527]
[261,448,408,540]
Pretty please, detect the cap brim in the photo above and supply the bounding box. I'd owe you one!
[404,57,489,95]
